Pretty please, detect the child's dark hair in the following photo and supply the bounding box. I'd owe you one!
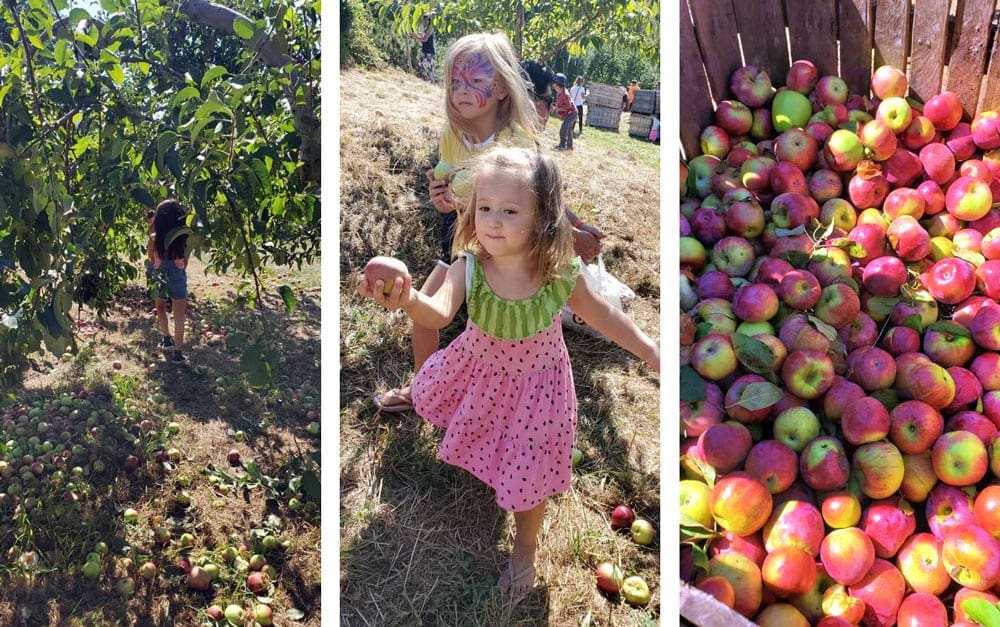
[153,198,189,261]
[452,146,573,281]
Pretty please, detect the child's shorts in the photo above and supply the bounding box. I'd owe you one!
[150,264,188,301]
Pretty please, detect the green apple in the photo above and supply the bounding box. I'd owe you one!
[679,479,713,529]
[224,604,244,625]
[772,90,812,132]
[621,575,651,605]
[82,558,101,579]
[630,518,656,545]
[433,160,452,180]
[773,406,821,452]
[571,448,583,467]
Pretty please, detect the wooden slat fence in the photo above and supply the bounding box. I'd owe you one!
[680,0,1000,160]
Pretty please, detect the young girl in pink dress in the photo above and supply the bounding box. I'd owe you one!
[359,146,659,596]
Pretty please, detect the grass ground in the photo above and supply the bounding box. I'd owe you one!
[0,256,322,625]
[339,66,661,625]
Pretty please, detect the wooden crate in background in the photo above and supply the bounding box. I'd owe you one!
[679,0,1000,160]
[632,89,657,115]
[586,105,622,129]
[629,113,654,138]
[586,83,625,110]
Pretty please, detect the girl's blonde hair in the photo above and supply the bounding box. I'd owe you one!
[443,32,541,143]
[452,146,574,281]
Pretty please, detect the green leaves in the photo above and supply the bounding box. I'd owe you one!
[926,320,972,338]
[732,333,776,380]
[962,598,1000,627]
[680,365,706,403]
[278,285,296,313]
[240,341,272,388]
[727,381,782,411]
[233,17,256,40]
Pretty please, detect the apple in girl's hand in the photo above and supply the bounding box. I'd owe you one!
[621,575,650,605]
[364,256,410,296]
[611,505,635,529]
[433,160,452,180]
[595,561,624,593]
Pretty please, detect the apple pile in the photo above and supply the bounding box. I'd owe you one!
[681,59,1000,626]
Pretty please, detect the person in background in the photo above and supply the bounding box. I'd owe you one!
[148,199,191,365]
[627,80,638,112]
[520,60,555,130]
[551,73,577,151]
[412,15,435,82]
[569,76,587,136]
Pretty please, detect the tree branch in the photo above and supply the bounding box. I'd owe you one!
[5,0,42,120]
[177,0,320,184]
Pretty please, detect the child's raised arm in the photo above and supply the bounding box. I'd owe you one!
[358,257,467,330]
[566,274,660,372]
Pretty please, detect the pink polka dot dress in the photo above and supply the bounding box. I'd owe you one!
[412,254,583,512]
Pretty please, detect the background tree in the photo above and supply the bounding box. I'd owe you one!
[0,0,320,382]
[377,0,658,67]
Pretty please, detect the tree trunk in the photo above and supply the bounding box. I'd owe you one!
[178,0,320,184]
[515,2,524,58]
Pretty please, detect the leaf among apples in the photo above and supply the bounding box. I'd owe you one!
[680,365,708,402]
[731,333,778,381]
[926,320,973,338]
[727,381,783,411]
[867,295,900,317]
[960,598,1000,627]
[807,315,840,342]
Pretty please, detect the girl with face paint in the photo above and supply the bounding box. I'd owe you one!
[373,32,539,416]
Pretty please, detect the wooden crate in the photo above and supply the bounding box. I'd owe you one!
[587,105,621,129]
[629,113,654,138]
[680,0,1000,159]
[587,83,625,110]
[632,89,657,114]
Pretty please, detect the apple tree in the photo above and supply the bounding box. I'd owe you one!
[0,0,320,382]
[369,0,660,69]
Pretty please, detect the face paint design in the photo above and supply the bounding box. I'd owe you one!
[451,52,495,108]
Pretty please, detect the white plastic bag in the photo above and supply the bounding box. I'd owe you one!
[561,256,636,339]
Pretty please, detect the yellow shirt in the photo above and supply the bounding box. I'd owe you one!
[439,122,536,200]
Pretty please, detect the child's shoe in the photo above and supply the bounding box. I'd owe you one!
[160,335,175,351]
[171,350,188,365]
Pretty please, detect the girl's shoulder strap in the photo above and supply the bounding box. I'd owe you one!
[460,252,475,294]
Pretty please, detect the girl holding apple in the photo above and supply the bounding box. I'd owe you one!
[374,32,605,413]
[359,146,659,596]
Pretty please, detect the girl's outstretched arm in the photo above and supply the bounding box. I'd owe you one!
[566,275,660,372]
[358,257,467,330]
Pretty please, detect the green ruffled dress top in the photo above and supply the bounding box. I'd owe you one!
[464,253,583,340]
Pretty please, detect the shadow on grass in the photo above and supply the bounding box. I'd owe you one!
[0,279,323,625]
[338,397,554,626]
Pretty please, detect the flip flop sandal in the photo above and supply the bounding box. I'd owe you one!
[498,561,535,596]
[373,389,414,413]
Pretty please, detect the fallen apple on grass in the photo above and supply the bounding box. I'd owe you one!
[595,561,624,594]
[610,505,635,529]
[621,575,650,605]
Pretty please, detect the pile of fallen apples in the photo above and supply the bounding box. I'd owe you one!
[595,504,656,606]
[680,59,1000,626]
